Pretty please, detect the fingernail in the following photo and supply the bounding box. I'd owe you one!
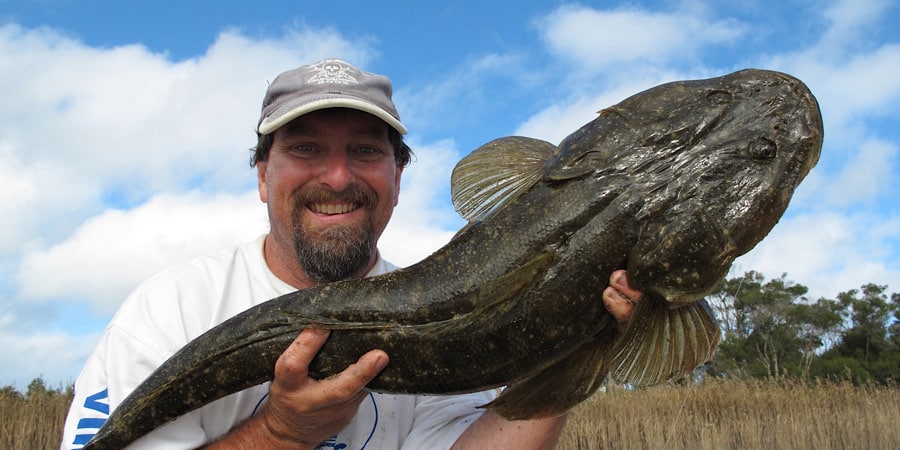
[373,351,389,371]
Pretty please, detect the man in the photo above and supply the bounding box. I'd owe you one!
[62,58,641,449]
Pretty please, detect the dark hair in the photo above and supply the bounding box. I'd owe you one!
[250,126,413,168]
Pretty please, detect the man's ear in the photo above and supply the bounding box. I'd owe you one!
[257,161,268,203]
[393,165,403,207]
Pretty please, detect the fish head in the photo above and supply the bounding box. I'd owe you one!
[619,69,824,304]
[668,70,823,254]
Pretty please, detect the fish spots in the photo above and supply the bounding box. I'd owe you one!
[673,269,703,288]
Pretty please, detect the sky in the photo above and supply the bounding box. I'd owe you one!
[0,0,897,389]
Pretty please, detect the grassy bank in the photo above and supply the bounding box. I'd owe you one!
[559,377,899,449]
[5,377,898,449]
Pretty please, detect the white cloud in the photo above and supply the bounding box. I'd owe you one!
[396,52,532,137]
[514,76,671,144]
[820,0,894,49]
[0,141,101,255]
[534,4,745,71]
[736,211,900,300]
[0,22,373,259]
[0,328,101,388]
[522,0,899,303]
[17,191,268,314]
[380,139,465,267]
[777,43,900,141]
[824,138,898,206]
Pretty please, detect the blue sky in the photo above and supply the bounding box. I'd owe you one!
[1,0,897,389]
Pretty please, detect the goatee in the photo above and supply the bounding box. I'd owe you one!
[291,186,378,283]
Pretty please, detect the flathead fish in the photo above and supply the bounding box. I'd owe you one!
[84,69,823,449]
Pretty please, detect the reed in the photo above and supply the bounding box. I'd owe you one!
[1,384,72,450]
[4,377,898,449]
[558,377,900,450]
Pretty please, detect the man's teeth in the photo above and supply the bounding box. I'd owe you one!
[311,203,357,215]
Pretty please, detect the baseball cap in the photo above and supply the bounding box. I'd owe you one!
[257,58,408,135]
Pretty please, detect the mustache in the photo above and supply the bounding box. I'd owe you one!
[293,184,377,210]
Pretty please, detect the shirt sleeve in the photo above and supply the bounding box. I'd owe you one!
[59,276,210,449]
[60,324,198,449]
[60,339,113,450]
[401,389,499,450]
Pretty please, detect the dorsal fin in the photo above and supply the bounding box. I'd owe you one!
[450,136,555,222]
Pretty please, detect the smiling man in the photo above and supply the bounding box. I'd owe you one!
[62,58,640,450]
[258,108,403,288]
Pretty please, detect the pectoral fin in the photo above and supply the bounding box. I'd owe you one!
[483,327,618,420]
[608,298,721,387]
[451,136,555,222]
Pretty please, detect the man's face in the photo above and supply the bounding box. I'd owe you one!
[258,108,403,284]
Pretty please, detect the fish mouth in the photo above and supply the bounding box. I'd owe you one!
[774,70,823,174]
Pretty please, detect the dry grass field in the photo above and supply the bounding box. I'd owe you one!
[4,377,898,449]
[1,384,71,450]
[559,378,900,450]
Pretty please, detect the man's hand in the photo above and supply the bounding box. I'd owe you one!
[261,329,389,448]
[205,329,388,449]
[602,269,643,332]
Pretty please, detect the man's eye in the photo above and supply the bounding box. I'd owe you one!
[288,145,316,155]
[354,146,387,160]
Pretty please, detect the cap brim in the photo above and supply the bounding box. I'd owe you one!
[258,97,408,135]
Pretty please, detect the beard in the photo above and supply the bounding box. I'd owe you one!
[291,185,378,283]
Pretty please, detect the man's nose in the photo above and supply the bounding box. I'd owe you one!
[317,150,355,191]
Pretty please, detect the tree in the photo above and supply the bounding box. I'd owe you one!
[706,271,845,380]
[708,272,809,378]
[814,285,899,382]
[790,297,844,377]
[703,272,898,383]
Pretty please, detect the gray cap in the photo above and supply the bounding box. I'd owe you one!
[257,58,408,135]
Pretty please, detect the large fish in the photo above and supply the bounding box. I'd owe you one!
[84,69,822,448]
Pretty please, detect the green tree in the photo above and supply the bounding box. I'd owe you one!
[26,377,51,398]
[706,271,844,380]
[791,297,844,377]
[814,285,899,382]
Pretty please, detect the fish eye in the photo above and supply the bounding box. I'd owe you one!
[706,90,732,106]
[748,137,777,160]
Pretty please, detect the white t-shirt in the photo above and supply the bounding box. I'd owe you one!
[62,235,495,449]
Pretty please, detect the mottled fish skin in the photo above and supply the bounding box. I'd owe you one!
[84,69,822,449]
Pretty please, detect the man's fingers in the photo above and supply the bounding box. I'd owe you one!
[610,270,642,301]
[603,286,635,324]
[261,332,390,445]
[317,350,389,406]
[274,328,331,390]
[350,350,390,384]
[603,270,643,328]
[274,328,390,408]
